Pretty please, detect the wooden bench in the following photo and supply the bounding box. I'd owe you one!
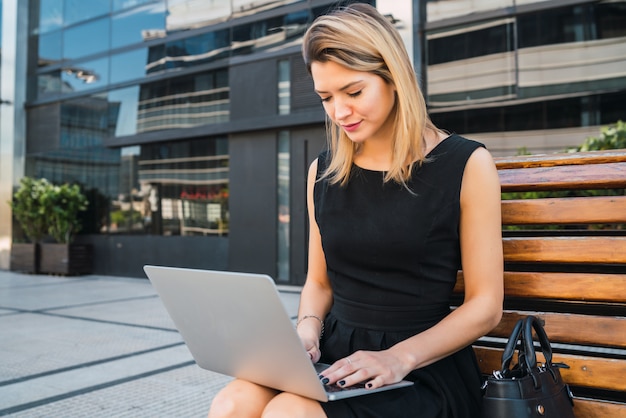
[454,149,626,418]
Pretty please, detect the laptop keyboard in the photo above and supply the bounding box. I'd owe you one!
[325,382,367,393]
[314,363,367,393]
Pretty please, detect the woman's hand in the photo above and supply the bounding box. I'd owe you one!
[318,349,411,389]
[297,325,322,363]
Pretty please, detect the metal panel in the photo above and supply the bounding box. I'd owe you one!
[289,126,326,285]
[230,59,277,120]
[76,235,228,278]
[228,131,278,277]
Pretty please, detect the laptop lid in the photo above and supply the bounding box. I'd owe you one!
[144,265,412,402]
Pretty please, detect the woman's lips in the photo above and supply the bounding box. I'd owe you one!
[341,121,361,132]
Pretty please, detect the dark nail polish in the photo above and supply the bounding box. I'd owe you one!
[321,377,330,385]
[367,383,373,388]
[338,380,346,386]
[318,374,324,380]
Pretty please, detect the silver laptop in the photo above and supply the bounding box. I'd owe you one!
[143,265,413,402]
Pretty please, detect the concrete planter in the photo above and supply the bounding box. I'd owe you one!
[40,243,93,276]
[10,243,40,274]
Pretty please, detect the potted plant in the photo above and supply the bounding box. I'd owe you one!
[7,177,51,273]
[39,182,92,275]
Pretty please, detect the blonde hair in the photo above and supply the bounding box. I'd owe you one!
[302,3,440,186]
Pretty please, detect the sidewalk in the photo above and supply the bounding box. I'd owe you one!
[0,270,301,417]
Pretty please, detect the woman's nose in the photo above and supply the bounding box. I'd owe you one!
[333,99,352,121]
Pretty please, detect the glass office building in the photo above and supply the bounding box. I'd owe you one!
[1,0,624,283]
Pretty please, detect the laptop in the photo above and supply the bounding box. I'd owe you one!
[143,265,413,402]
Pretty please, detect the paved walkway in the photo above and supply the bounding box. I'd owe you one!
[0,270,301,417]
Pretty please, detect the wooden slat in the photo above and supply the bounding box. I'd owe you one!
[498,162,626,192]
[495,149,626,169]
[503,236,626,264]
[572,398,626,418]
[455,271,626,303]
[485,311,626,348]
[475,346,626,392]
[502,196,626,225]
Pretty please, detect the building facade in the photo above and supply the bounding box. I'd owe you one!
[0,0,624,283]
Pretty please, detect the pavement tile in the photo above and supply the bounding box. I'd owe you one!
[0,271,301,417]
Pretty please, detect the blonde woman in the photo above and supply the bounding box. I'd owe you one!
[208,3,503,417]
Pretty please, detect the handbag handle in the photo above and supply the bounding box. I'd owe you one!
[499,318,525,373]
[523,315,553,370]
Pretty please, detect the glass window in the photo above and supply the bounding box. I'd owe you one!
[600,91,626,125]
[595,1,626,39]
[110,49,149,84]
[127,137,230,236]
[109,85,141,137]
[37,0,64,34]
[504,102,544,131]
[38,30,63,66]
[166,0,231,31]
[37,69,63,99]
[63,17,110,60]
[427,0,515,22]
[154,29,230,72]
[113,0,160,12]
[64,0,110,27]
[428,22,514,65]
[136,69,229,133]
[277,131,290,282]
[278,59,290,115]
[61,57,109,92]
[546,98,582,129]
[231,10,308,57]
[29,94,121,204]
[518,5,589,49]
[111,2,166,49]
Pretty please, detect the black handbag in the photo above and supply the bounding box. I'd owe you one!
[481,315,575,418]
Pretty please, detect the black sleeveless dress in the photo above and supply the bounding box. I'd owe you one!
[314,134,484,418]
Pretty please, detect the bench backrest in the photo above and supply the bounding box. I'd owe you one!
[454,149,626,418]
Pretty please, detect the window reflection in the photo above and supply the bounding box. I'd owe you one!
[118,138,230,236]
[136,69,229,133]
[146,29,230,73]
[61,57,109,92]
[37,70,63,99]
[29,95,122,236]
[427,0,516,22]
[64,0,110,27]
[109,86,140,137]
[110,49,149,84]
[231,10,309,56]
[277,131,290,282]
[113,0,160,13]
[37,0,63,34]
[38,30,62,66]
[278,59,290,115]
[63,17,110,60]
[165,0,305,31]
[111,2,166,49]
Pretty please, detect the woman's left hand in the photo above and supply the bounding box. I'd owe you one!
[319,349,411,389]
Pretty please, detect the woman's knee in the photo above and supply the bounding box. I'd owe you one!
[208,379,278,418]
[261,392,326,418]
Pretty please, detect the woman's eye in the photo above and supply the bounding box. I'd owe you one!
[348,90,362,98]
[320,97,331,103]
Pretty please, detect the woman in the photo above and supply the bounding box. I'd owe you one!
[208,3,503,417]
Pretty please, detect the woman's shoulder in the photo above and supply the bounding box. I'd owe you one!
[439,133,485,153]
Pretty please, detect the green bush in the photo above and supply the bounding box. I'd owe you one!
[8,177,51,243]
[43,183,89,243]
[8,177,89,244]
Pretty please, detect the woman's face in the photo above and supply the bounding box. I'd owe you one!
[311,61,396,145]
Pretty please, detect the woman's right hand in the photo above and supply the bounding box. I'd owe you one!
[297,325,322,363]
